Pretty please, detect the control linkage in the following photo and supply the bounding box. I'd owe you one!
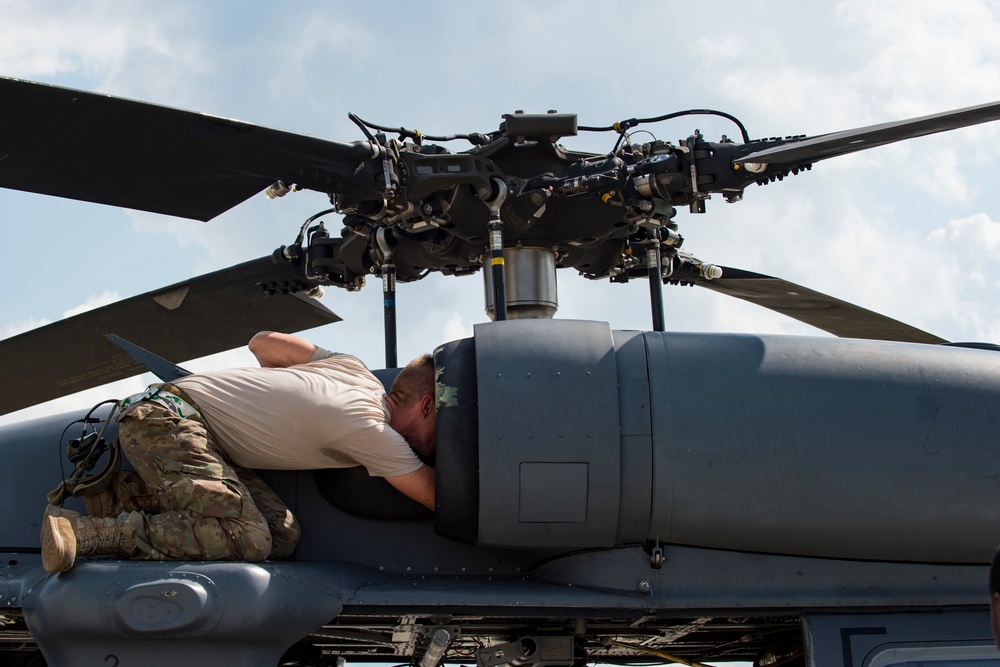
[265,109,813,296]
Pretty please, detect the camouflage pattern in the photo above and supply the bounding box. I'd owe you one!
[236,467,300,560]
[114,402,300,561]
[84,470,162,517]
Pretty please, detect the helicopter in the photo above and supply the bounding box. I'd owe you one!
[1,74,1000,667]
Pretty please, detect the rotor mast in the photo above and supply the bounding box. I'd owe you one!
[483,247,560,321]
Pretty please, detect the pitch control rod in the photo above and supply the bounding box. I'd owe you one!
[376,228,398,368]
[482,178,510,321]
[647,230,666,332]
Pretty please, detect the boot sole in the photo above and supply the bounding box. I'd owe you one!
[40,514,76,573]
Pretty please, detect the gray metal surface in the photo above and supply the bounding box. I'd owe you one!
[643,332,1000,562]
[804,611,996,667]
[21,561,347,667]
[612,330,653,545]
[0,409,100,549]
[474,319,621,549]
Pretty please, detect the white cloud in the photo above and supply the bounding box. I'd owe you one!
[442,313,474,343]
[3,316,51,339]
[0,2,175,80]
[3,291,120,338]
[928,212,1000,252]
[62,290,120,318]
[923,213,1000,340]
[837,0,1000,107]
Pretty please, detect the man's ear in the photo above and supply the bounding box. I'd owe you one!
[420,393,434,418]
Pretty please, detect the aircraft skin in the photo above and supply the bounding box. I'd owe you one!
[1,319,997,667]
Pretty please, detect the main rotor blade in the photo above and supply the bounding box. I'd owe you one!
[0,256,341,416]
[106,334,193,383]
[735,100,1000,166]
[688,267,947,344]
[0,76,374,221]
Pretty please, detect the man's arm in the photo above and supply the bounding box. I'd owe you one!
[248,331,318,368]
[385,465,436,511]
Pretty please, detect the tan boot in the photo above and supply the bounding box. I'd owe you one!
[75,514,135,561]
[40,507,135,573]
[83,488,119,518]
[40,506,77,573]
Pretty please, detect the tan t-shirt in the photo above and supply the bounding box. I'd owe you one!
[173,349,422,477]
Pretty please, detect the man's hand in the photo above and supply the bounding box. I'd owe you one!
[249,331,319,368]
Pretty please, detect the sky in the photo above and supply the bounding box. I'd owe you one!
[3,0,1000,425]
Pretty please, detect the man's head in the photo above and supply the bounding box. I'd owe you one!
[387,354,436,458]
[991,546,1000,648]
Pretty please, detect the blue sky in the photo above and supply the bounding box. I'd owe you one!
[3,0,1000,423]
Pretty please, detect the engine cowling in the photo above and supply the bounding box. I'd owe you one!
[434,319,1000,563]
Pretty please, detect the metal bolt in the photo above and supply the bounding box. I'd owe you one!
[639,580,651,593]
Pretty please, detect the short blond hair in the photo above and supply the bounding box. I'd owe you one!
[388,354,434,407]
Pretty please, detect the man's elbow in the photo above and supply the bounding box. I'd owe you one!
[421,491,436,512]
[248,331,275,360]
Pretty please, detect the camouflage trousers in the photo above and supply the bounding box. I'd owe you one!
[112,402,300,561]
